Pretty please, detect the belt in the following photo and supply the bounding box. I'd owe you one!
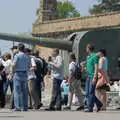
[16,71,27,73]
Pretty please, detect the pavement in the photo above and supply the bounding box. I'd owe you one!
[3,77,120,120]
[0,108,120,120]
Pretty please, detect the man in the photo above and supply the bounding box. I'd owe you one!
[0,51,6,108]
[64,53,84,111]
[25,48,40,110]
[34,50,46,108]
[13,43,29,111]
[46,49,64,111]
[11,46,18,59]
[85,44,103,112]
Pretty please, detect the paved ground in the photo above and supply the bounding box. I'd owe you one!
[0,108,120,120]
[4,77,120,120]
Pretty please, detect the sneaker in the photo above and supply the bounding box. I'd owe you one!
[76,106,84,111]
[28,106,33,109]
[84,109,93,112]
[13,109,21,112]
[35,105,41,110]
[45,107,56,111]
[97,104,103,112]
[40,103,43,107]
[64,106,71,110]
[56,107,62,111]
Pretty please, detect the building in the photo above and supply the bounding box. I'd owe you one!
[37,0,57,23]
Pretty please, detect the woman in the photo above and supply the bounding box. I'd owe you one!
[2,53,14,109]
[96,49,109,110]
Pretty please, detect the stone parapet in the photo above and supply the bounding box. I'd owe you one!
[32,12,120,37]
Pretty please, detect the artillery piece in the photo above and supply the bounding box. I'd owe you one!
[0,28,120,81]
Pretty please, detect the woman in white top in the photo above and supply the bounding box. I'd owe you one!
[2,53,13,94]
[96,49,109,110]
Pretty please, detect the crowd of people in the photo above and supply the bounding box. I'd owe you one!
[0,43,117,112]
[0,43,47,111]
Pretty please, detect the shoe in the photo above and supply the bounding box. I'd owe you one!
[84,109,93,112]
[45,107,56,111]
[13,109,21,112]
[97,104,103,112]
[40,103,43,107]
[10,106,14,109]
[35,105,41,110]
[76,106,84,111]
[63,106,71,110]
[56,107,62,111]
[23,109,28,112]
[28,106,33,109]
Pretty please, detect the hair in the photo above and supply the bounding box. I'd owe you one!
[53,48,59,55]
[99,49,107,56]
[6,53,11,59]
[34,50,39,57]
[11,46,18,50]
[70,53,76,61]
[87,44,94,52]
[18,43,25,52]
[24,48,31,54]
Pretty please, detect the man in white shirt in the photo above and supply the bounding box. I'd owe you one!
[46,49,64,111]
[64,53,84,111]
[25,48,40,109]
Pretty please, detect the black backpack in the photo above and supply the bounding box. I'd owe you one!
[73,63,82,80]
[35,57,48,78]
[41,58,48,76]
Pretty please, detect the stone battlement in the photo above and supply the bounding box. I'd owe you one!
[32,12,120,37]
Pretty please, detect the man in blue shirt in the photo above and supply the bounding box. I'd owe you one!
[13,43,29,111]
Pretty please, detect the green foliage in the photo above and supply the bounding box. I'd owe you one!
[57,1,80,19]
[90,0,120,14]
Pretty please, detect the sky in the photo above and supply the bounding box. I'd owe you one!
[0,0,97,53]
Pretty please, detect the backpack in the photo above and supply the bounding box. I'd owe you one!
[41,58,48,76]
[35,57,48,78]
[73,63,82,80]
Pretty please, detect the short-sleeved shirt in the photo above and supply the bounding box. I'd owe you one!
[86,53,99,77]
[99,57,108,72]
[50,55,64,80]
[69,61,76,76]
[28,56,36,80]
[61,80,69,95]
[13,51,29,72]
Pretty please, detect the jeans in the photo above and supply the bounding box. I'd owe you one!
[0,80,5,108]
[49,78,62,109]
[13,72,28,111]
[3,79,14,108]
[4,80,13,94]
[36,76,42,103]
[85,76,102,111]
[62,95,68,106]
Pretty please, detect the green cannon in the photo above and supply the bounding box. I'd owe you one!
[0,28,120,81]
[0,33,72,51]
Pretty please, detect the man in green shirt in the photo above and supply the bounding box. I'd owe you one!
[85,44,103,112]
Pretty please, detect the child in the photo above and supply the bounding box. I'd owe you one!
[61,77,69,106]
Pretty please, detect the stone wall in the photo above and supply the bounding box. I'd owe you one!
[33,12,120,38]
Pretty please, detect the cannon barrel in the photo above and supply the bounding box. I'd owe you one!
[0,33,72,51]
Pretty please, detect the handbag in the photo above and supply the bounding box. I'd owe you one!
[96,72,107,89]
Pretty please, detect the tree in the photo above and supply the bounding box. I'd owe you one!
[56,1,80,19]
[89,0,120,15]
